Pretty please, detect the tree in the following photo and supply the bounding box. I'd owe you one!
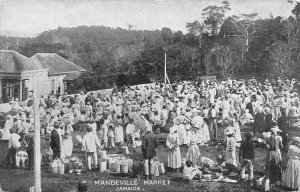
[0,38,9,50]
[292,2,300,17]
[269,41,294,77]
[186,21,204,48]
[205,45,235,78]
[202,1,231,36]
[228,13,259,54]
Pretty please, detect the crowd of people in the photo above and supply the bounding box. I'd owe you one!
[1,76,300,191]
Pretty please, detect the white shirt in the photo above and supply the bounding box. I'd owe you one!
[82,132,100,153]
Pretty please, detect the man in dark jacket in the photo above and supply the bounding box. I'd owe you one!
[246,96,255,116]
[50,121,61,159]
[277,107,289,149]
[240,132,255,181]
[142,123,158,180]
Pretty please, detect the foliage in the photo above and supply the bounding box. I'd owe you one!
[1,1,300,91]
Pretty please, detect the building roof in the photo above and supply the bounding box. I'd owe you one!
[30,53,85,75]
[64,72,82,81]
[0,50,44,73]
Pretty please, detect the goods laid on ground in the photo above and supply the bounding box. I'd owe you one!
[15,151,28,169]
[152,157,165,177]
[50,156,84,175]
[106,154,133,174]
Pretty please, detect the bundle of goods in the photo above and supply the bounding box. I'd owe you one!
[201,171,237,183]
[16,151,28,169]
[62,156,84,174]
[98,150,108,172]
[255,176,270,192]
[106,154,133,174]
[152,157,165,177]
[199,157,215,169]
[50,158,65,175]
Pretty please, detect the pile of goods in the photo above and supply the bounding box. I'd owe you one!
[50,158,66,175]
[50,156,84,175]
[106,154,133,174]
[15,151,28,169]
[197,157,238,183]
[152,157,165,177]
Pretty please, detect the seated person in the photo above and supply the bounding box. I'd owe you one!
[240,109,254,125]
[182,160,202,181]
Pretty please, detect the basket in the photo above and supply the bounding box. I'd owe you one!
[99,160,107,172]
[120,161,129,173]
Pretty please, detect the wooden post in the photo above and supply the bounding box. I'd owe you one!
[33,76,42,192]
[19,79,22,102]
[164,52,167,87]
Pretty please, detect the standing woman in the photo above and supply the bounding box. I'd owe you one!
[186,129,201,167]
[265,126,283,184]
[2,115,13,140]
[113,113,124,145]
[282,137,300,191]
[166,128,182,171]
[253,106,266,133]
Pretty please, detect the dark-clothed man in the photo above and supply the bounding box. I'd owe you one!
[142,123,158,180]
[50,121,61,159]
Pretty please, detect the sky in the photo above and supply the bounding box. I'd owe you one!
[0,0,296,37]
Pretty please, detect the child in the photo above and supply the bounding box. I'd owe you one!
[82,125,101,171]
[182,160,202,181]
[239,132,255,181]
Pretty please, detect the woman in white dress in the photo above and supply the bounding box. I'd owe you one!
[2,115,13,140]
[186,129,201,167]
[166,128,182,171]
[173,114,190,146]
[282,137,300,190]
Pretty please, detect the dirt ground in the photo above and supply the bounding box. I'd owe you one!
[0,124,297,192]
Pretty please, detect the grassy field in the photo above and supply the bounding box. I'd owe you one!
[0,124,297,192]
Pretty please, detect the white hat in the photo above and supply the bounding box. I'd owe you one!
[270,126,282,133]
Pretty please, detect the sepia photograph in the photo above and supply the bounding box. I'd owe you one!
[0,0,300,191]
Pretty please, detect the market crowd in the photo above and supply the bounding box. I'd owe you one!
[1,76,300,191]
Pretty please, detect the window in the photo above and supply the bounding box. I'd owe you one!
[51,79,56,94]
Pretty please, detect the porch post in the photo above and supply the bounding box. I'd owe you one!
[20,79,23,101]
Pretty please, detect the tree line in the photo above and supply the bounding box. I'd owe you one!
[1,1,300,93]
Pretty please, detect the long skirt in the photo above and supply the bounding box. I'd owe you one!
[225,149,237,166]
[283,159,300,189]
[265,150,282,183]
[114,125,124,143]
[2,128,10,140]
[186,144,200,167]
[197,123,210,144]
[167,147,181,169]
[177,124,187,145]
